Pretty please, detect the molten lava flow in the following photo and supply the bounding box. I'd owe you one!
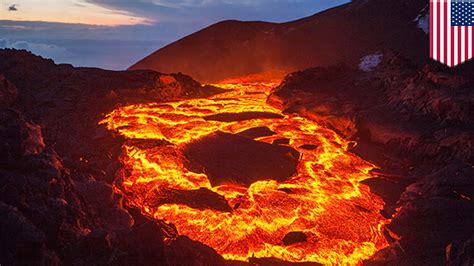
[101,82,388,265]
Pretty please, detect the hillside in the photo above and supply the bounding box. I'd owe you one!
[130,0,428,82]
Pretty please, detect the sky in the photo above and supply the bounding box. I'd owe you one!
[0,0,349,70]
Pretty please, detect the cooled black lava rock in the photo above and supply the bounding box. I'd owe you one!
[0,74,17,107]
[282,231,307,245]
[0,109,45,162]
[204,112,283,122]
[165,236,227,266]
[446,235,474,266]
[249,257,322,266]
[237,126,276,139]
[184,131,300,187]
[0,49,224,183]
[0,202,60,265]
[148,188,233,213]
[298,144,318,150]
[273,138,290,145]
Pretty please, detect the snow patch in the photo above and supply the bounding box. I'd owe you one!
[0,38,68,60]
[414,5,429,34]
[359,52,383,72]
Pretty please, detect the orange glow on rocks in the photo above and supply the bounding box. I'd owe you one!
[101,81,388,265]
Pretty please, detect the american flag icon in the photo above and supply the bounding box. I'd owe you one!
[430,0,474,67]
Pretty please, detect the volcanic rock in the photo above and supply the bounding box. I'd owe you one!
[74,180,114,208]
[148,187,232,213]
[0,202,61,265]
[378,162,474,264]
[0,109,87,264]
[165,236,227,266]
[0,74,17,107]
[361,177,408,217]
[268,54,474,264]
[282,231,307,246]
[269,54,474,167]
[204,112,283,122]
[110,221,167,265]
[74,180,134,231]
[0,109,45,161]
[446,235,474,266]
[0,51,233,265]
[273,138,290,145]
[184,131,299,187]
[237,126,276,139]
[0,49,224,183]
[298,144,318,150]
[248,257,321,266]
[74,230,112,259]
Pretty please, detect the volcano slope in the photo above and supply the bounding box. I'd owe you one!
[129,0,429,82]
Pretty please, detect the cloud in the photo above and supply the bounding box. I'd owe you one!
[8,4,18,11]
[85,0,350,24]
[0,38,68,60]
[0,35,165,70]
[2,1,151,26]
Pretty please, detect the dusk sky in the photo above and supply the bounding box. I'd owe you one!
[0,0,349,70]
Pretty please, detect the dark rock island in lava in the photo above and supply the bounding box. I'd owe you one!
[184,131,300,187]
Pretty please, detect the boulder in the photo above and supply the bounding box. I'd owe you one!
[0,109,45,163]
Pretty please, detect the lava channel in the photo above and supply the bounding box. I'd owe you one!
[101,82,389,265]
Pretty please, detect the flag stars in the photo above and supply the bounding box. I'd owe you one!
[451,1,474,26]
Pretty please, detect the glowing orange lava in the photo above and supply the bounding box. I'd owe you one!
[101,82,388,265]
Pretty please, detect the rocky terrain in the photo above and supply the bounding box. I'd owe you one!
[130,0,429,82]
[2,48,473,266]
[268,53,474,265]
[0,49,229,265]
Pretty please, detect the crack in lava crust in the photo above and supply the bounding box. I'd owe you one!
[101,82,388,265]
